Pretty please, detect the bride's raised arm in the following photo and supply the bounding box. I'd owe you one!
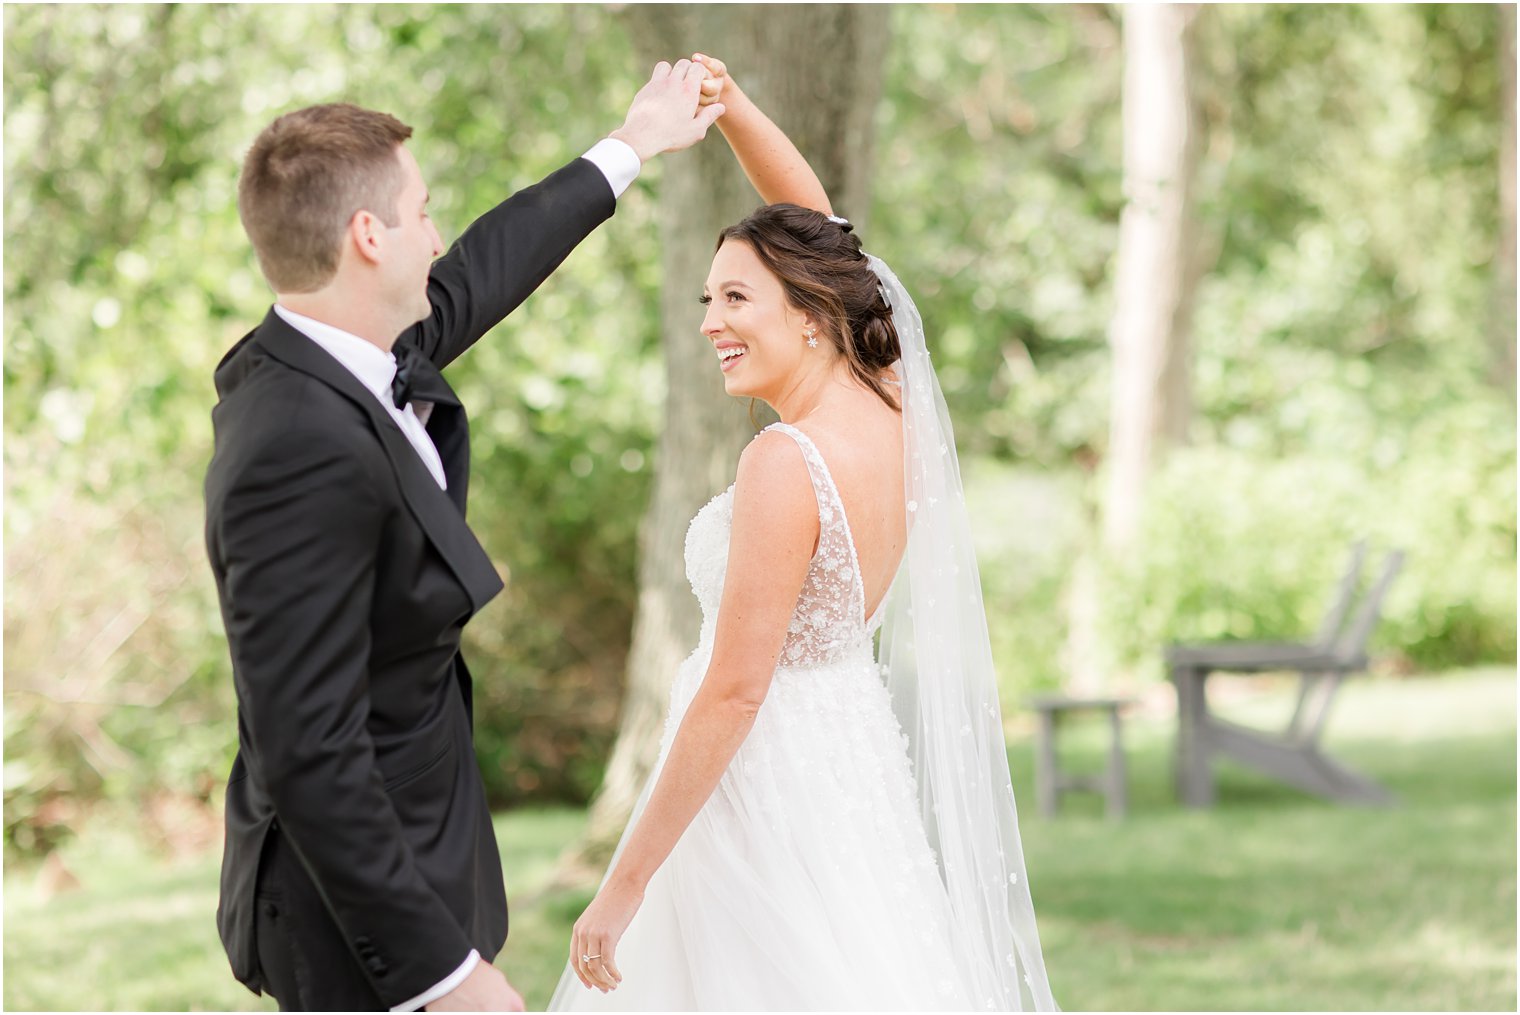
[693,54,832,215]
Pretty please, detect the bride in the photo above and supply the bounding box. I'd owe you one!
[550,54,1058,1012]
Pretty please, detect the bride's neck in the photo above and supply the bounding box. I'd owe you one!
[770,358,854,424]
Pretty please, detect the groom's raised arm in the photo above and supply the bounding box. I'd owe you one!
[408,154,617,371]
[408,59,725,369]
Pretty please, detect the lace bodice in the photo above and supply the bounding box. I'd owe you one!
[684,422,886,668]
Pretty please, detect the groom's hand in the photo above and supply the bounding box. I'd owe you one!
[424,960,525,1012]
[609,59,725,164]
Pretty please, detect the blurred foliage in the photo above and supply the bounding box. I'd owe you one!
[4,4,662,853]
[878,3,1516,696]
[3,4,1514,855]
[1107,403,1518,676]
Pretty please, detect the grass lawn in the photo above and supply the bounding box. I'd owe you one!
[5,668,1514,1011]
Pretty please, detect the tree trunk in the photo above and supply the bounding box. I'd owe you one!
[1494,2,1516,400]
[565,4,890,876]
[1102,3,1203,554]
[1063,4,1204,693]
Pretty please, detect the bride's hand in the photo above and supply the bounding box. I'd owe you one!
[693,53,729,107]
[569,878,644,992]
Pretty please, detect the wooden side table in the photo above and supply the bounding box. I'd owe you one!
[1025,695,1136,819]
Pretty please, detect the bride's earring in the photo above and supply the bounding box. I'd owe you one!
[804,327,819,349]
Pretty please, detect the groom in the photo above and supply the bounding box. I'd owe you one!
[204,62,723,1011]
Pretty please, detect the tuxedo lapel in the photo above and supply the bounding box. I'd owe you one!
[252,310,502,612]
[421,400,471,514]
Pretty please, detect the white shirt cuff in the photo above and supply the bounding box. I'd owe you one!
[390,949,480,1012]
[581,137,642,200]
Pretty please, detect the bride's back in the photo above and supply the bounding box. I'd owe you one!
[789,387,906,622]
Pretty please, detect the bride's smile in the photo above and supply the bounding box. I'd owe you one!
[714,339,746,371]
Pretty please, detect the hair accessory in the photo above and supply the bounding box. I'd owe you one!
[877,282,892,310]
[826,214,853,233]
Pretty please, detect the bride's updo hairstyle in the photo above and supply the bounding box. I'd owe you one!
[717,203,901,411]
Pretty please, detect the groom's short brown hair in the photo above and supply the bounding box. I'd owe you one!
[238,103,413,293]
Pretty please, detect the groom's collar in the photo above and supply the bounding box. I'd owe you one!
[272,303,399,405]
[244,306,458,410]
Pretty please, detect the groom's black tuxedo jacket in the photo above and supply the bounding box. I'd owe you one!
[205,156,614,1007]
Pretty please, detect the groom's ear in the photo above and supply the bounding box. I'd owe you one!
[347,209,386,266]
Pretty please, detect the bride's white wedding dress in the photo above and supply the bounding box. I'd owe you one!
[551,423,977,1011]
[550,256,1055,1012]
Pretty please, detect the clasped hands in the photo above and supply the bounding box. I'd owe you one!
[608,54,732,163]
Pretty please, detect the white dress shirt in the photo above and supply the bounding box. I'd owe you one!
[272,137,639,1011]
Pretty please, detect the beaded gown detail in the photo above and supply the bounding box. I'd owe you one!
[549,422,987,1011]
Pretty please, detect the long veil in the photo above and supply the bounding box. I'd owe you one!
[869,255,1058,1011]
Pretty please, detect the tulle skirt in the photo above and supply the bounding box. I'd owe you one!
[549,640,980,1011]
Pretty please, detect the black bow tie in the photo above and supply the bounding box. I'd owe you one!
[391,342,421,409]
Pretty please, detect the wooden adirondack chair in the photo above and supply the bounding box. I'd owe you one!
[1167,543,1404,807]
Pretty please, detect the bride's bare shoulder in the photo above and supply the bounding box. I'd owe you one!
[730,427,819,543]
[736,427,813,497]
